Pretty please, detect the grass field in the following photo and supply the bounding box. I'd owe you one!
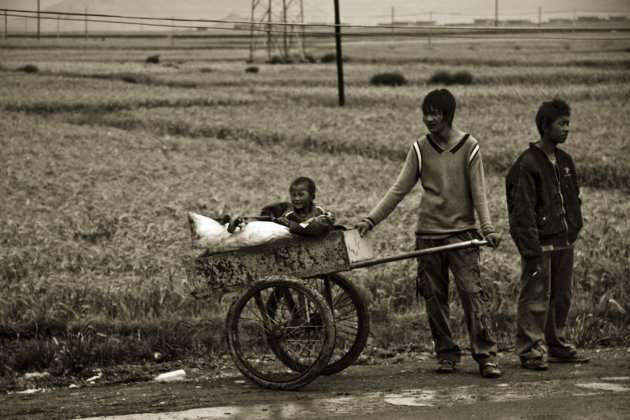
[1,32,629,388]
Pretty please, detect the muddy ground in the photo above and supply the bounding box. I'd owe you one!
[2,348,629,419]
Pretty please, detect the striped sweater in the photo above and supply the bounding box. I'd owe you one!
[365,133,495,237]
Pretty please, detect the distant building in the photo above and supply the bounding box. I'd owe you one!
[378,20,435,26]
[506,19,532,25]
[577,16,605,22]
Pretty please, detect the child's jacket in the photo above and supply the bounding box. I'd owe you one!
[261,202,335,237]
[505,143,583,258]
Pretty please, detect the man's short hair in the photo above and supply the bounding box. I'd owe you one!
[290,176,316,194]
[535,98,571,136]
[422,89,456,127]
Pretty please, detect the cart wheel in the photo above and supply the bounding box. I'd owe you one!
[225,276,335,390]
[268,274,370,376]
[310,274,370,375]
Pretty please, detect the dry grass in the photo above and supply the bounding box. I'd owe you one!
[1,33,629,387]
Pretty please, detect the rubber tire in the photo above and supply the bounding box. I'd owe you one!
[226,276,335,390]
[268,274,370,376]
[314,273,370,375]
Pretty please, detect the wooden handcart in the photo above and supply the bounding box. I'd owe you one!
[184,228,487,390]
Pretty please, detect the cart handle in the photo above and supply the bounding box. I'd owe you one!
[348,239,489,270]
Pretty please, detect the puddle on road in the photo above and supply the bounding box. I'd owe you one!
[575,382,630,392]
[601,376,630,381]
[383,389,437,406]
[80,377,630,419]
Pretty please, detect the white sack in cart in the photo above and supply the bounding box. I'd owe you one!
[188,211,293,253]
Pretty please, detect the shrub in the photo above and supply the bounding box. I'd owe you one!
[370,72,408,87]
[114,73,152,84]
[320,53,350,63]
[18,64,39,73]
[199,67,213,73]
[427,70,452,85]
[245,66,259,73]
[320,53,336,63]
[268,55,293,64]
[303,54,317,63]
[452,70,473,85]
[427,70,473,85]
[145,55,160,64]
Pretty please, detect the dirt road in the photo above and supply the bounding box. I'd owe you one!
[3,348,629,419]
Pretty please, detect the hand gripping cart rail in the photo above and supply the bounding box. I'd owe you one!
[184,228,488,390]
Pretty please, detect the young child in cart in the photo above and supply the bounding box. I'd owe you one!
[221,176,335,237]
[261,176,335,237]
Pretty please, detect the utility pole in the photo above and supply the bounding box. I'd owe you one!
[37,0,40,40]
[171,16,174,46]
[429,11,433,44]
[282,0,288,60]
[299,0,305,57]
[334,0,344,106]
[4,9,7,41]
[57,14,60,40]
[249,0,257,62]
[267,0,272,60]
[391,6,394,34]
[84,7,88,40]
[494,0,498,27]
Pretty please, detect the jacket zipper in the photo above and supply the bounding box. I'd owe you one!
[551,158,570,246]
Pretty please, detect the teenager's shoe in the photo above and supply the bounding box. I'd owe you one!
[479,360,501,378]
[436,359,456,373]
[548,354,590,363]
[520,358,549,370]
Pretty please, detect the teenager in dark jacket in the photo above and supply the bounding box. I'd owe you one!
[506,98,588,370]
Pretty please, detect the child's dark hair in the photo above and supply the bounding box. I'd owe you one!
[535,98,571,137]
[422,89,456,127]
[291,176,316,194]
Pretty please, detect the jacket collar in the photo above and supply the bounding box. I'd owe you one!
[427,133,470,154]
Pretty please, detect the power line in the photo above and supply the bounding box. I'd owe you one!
[3,9,630,41]
[5,8,630,31]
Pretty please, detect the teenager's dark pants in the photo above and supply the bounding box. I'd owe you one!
[516,247,577,359]
[416,231,498,363]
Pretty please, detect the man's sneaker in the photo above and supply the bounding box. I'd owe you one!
[520,357,549,370]
[436,359,456,374]
[479,360,501,378]
[548,354,590,363]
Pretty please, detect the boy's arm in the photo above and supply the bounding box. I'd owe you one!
[363,145,419,229]
[468,145,495,237]
[506,158,542,258]
[287,212,335,237]
[260,202,291,218]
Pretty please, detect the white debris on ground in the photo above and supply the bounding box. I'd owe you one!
[86,371,103,384]
[155,369,186,382]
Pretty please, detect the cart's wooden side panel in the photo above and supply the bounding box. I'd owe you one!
[187,230,353,295]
